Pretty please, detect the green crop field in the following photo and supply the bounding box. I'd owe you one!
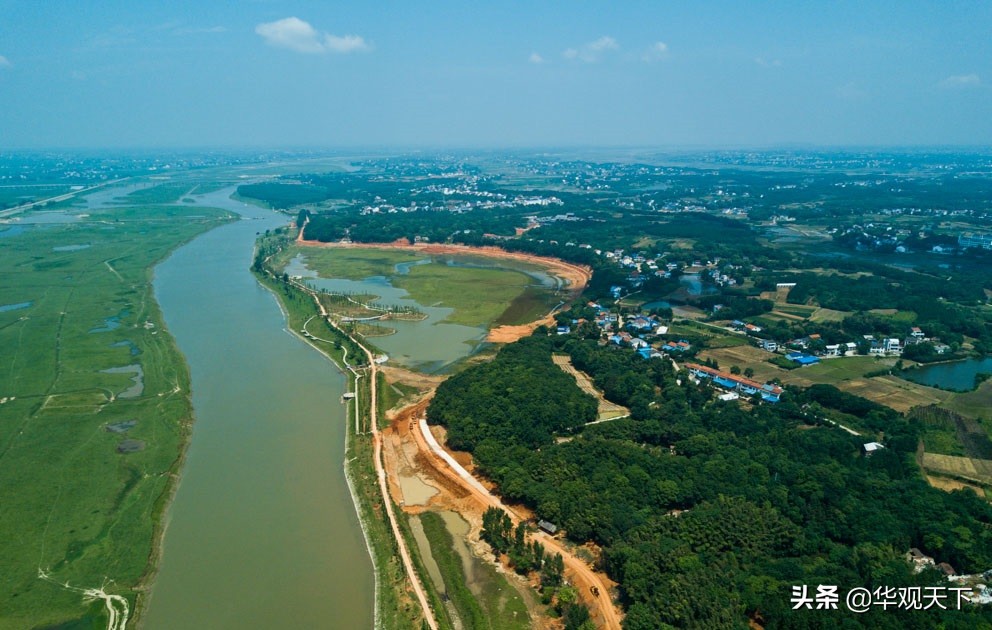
[0,204,230,628]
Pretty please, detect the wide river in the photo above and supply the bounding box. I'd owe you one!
[144,189,373,628]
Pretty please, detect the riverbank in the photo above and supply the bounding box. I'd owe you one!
[252,231,434,628]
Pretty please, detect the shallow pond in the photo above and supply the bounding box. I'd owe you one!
[286,255,488,372]
[902,357,992,391]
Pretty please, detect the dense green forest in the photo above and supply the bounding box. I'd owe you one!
[427,336,992,628]
[303,207,525,244]
[426,338,597,450]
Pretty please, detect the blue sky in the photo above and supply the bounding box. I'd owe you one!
[0,1,989,149]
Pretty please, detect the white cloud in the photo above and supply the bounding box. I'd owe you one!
[529,52,545,64]
[939,74,981,89]
[589,36,618,52]
[255,17,369,54]
[0,55,10,68]
[754,56,782,68]
[256,17,323,53]
[324,33,370,53]
[562,36,618,62]
[642,41,669,62]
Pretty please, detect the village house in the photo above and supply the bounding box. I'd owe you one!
[662,340,692,353]
[685,362,783,402]
[906,548,935,573]
[538,520,558,535]
[786,352,820,366]
[759,339,778,352]
[862,442,885,456]
[626,316,656,332]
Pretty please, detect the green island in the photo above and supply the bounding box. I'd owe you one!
[0,203,232,628]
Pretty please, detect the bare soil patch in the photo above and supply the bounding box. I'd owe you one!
[553,354,629,420]
[925,475,984,495]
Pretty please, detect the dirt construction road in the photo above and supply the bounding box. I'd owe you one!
[406,412,623,630]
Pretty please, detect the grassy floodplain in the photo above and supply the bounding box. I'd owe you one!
[278,246,554,328]
[0,204,231,628]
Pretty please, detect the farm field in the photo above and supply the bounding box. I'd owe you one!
[0,204,230,628]
[669,320,749,348]
[922,453,992,488]
[925,475,987,498]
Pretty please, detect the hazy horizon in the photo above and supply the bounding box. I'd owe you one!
[2,1,990,149]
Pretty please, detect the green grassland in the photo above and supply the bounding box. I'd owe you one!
[0,185,77,210]
[0,205,231,629]
[281,246,545,329]
[943,380,992,420]
[277,246,424,280]
[398,264,532,327]
[117,183,196,205]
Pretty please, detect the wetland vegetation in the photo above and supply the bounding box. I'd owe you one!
[0,202,231,628]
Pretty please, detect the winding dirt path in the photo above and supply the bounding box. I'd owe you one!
[408,416,623,630]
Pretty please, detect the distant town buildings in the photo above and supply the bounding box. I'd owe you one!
[959,232,992,250]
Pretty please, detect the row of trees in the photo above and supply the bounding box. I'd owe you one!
[478,507,591,629]
[480,507,561,583]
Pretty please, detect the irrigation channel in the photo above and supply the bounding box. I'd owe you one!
[144,188,374,628]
